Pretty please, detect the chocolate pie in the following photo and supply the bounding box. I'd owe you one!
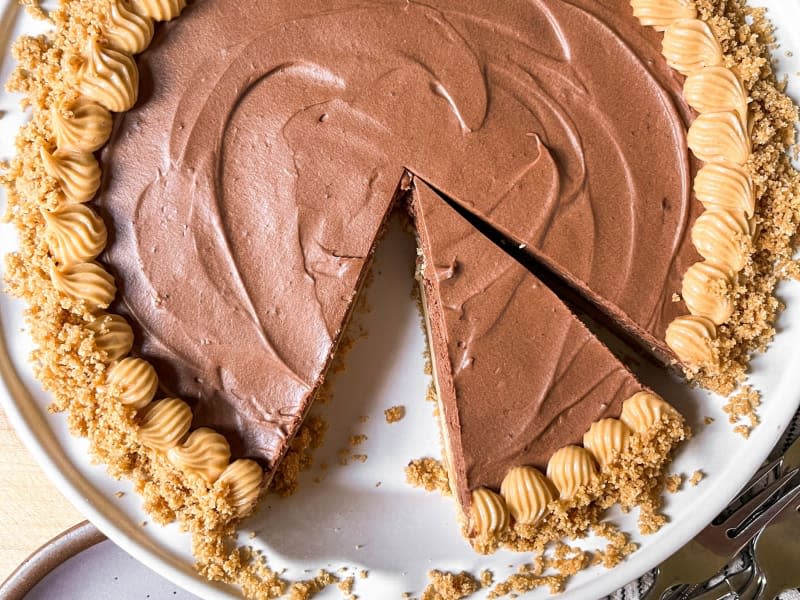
[3,0,799,595]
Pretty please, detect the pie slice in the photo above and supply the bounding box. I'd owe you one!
[410,179,687,549]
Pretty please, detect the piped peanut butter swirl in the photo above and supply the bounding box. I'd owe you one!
[28,2,264,529]
[138,397,193,452]
[661,18,722,75]
[87,312,134,362]
[40,148,101,204]
[106,357,159,409]
[688,112,751,164]
[51,98,113,153]
[79,37,139,112]
[620,391,678,433]
[43,203,108,266]
[632,0,758,371]
[583,419,632,468]
[130,0,186,22]
[546,446,598,499]
[217,459,264,518]
[168,428,232,484]
[630,0,696,30]
[470,487,510,536]
[694,162,754,217]
[103,0,154,54]
[50,261,116,308]
[499,466,554,526]
[471,392,683,538]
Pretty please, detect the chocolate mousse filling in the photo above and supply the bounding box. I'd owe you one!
[97,0,699,476]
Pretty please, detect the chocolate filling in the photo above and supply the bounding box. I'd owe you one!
[96,0,699,482]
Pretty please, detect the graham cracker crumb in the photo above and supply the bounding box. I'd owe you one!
[423,349,433,377]
[690,470,705,486]
[689,0,800,395]
[665,473,684,493]
[474,413,690,555]
[338,575,356,600]
[357,415,369,424]
[723,385,761,438]
[704,416,715,425]
[114,491,124,499]
[480,570,494,587]
[349,434,368,447]
[21,0,49,20]
[358,569,368,579]
[488,541,620,597]
[425,381,437,404]
[384,405,406,423]
[269,415,328,497]
[405,458,451,496]
[592,523,638,569]
[287,570,339,600]
[421,570,481,600]
[338,448,367,466]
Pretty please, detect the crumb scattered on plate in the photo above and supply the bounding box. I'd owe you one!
[690,470,705,486]
[385,405,406,423]
[405,458,451,495]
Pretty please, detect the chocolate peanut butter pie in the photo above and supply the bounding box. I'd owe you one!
[411,179,686,550]
[2,0,799,596]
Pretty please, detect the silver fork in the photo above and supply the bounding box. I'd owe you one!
[645,435,800,599]
[645,467,800,600]
[676,561,762,600]
[751,483,800,599]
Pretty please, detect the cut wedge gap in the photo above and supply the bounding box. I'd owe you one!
[411,174,681,372]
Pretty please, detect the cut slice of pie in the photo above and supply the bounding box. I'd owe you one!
[410,179,687,549]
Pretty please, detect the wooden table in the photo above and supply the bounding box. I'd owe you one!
[0,406,82,583]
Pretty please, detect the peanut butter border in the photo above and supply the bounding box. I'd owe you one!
[2,2,284,597]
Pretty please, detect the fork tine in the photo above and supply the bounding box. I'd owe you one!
[711,463,775,526]
[729,474,800,543]
[718,468,800,534]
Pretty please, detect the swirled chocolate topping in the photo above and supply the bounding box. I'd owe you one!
[412,180,641,508]
[97,0,698,468]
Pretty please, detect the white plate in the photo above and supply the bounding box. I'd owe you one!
[1,2,800,599]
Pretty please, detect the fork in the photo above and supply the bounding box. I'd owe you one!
[675,561,762,600]
[645,435,800,599]
[644,467,800,599]
[751,482,800,599]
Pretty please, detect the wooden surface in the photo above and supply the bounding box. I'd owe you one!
[0,406,82,584]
